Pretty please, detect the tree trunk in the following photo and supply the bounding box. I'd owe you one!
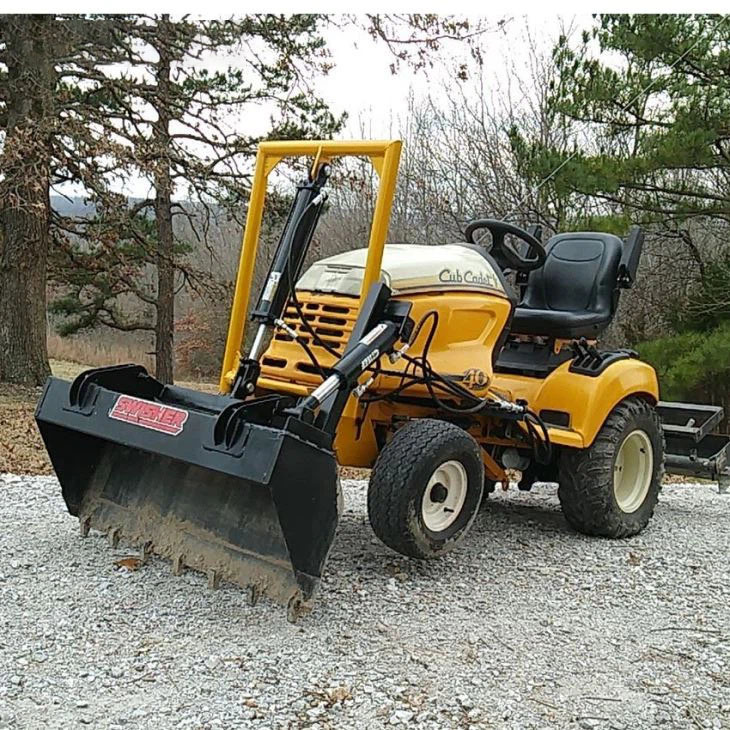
[0,16,54,385]
[153,16,175,384]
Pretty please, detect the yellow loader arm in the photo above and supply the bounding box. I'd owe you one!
[219,139,402,392]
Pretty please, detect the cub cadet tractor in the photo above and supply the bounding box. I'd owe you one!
[36,140,730,620]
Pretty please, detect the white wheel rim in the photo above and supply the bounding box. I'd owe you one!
[613,429,653,513]
[421,460,468,532]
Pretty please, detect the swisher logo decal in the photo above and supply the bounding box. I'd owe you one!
[109,395,188,436]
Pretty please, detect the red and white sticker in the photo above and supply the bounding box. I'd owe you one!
[109,395,188,436]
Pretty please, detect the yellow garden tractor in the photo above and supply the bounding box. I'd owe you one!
[36,140,730,620]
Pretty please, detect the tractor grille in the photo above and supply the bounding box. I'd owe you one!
[261,292,359,383]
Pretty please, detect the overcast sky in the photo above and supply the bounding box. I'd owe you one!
[316,15,582,136]
[215,15,584,145]
[57,15,588,201]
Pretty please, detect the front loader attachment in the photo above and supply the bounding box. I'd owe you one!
[35,365,341,618]
[35,284,412,619]
[34,139,411,620]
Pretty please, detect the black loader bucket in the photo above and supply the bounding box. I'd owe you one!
[35,365,341,619]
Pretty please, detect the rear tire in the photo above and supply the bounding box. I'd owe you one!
[367,419,484,559]
[558,397,665,538]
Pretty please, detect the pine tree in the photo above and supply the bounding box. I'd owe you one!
[51,14,343,383]
[513,14,730,239]
[547,14,730,226]
[0,15,134,384]
[0,16,57,384]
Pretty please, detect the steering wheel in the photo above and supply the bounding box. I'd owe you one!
[464,219,546,272]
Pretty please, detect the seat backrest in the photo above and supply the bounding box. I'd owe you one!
[521,232,623,317]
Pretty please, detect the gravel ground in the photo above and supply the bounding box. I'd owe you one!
[1,474,728,730]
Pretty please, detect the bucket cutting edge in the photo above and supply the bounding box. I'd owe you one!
[35,370,341,611]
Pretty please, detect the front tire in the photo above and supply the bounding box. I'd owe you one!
[558,397,665,538]
[367,419,484,559]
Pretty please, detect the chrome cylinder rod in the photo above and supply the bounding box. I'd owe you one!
[248,324,269,362]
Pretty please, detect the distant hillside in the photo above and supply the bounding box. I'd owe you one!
[50,196,96,217]
[49,195,214,220]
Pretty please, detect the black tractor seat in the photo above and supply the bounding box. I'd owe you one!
[510,231,626,339]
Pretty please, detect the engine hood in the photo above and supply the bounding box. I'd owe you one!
[297,244,508,297]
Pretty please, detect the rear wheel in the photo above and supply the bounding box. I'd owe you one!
[367,419,484,559]
[558,397,664,538]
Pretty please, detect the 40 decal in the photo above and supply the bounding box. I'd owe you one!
[460,368,490,391]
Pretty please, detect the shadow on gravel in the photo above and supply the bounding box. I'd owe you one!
[653,498,728,519]
[328,513,444,576]
[328,497,576,579]
[478,495,572,535]
[330,494,577,559]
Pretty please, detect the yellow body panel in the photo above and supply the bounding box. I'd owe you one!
[491,360,659,449]
[258,289,514,468]
[259,290,512,393]
[258,289,659,468]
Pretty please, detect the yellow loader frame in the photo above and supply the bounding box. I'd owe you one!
[219,139,403,392]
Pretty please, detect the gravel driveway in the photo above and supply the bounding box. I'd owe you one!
[1,474,728,730]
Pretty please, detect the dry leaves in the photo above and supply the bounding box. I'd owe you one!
[305,686,353,708]
[114,557,142,571]
[0,390,54,475]
[326,687,352,705]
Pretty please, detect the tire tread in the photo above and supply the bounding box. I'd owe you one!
[558,397,665,538]
[367,419,482,559]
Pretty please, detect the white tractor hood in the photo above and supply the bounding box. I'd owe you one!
[297,244,507,297]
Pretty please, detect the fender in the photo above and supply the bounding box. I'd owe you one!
[530,358,659,448]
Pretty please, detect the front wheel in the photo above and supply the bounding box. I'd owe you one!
[558,397,665,538]
[367,419,484,559]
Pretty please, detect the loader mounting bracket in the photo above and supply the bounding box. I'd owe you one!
[68,363,163,413]
[231,357,262,399]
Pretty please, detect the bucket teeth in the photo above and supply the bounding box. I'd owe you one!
[172,554,185,576]
[286,593,311,624]
[247,584,261,607]
[108,527,121,548]
[207,570,221,590]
